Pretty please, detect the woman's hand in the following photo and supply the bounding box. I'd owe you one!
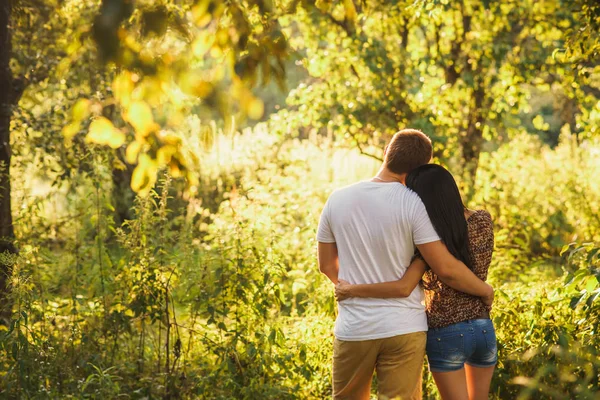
[481,284,494,307]
[335,279,353,301]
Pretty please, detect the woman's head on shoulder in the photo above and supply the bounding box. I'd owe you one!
[406,163,473,268]
[405,164,464,209]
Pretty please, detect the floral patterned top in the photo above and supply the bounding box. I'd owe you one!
[423,209,494,329]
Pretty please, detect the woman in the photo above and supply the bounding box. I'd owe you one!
[335,164,497,400]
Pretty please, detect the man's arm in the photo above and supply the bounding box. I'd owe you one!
[416,240,493,302]
[318,242,339,284]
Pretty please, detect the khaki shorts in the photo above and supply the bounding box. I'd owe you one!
[332,331,427,400]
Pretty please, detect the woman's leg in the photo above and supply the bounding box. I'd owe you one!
[464,319,497,400]
[465,364,495,400]
[431,369,469,400]
[427,322,470,400]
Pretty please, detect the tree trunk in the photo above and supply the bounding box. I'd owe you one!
[112,150,135,225]
[460,86,486,201]
[0,0,15,324]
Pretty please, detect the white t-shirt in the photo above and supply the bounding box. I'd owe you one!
[317,181,441,341]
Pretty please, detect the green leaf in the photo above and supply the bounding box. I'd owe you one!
[570,292,588,309]
[585,276,598,293]
[560,243,573,257]
[587,248,600,263]
[268,329,276,344]
[570,293,583,309]
[564,272,574,286]
[513,237,527,248]
[588,290,600,306]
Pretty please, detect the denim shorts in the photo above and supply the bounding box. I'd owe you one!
[426,319,497,372]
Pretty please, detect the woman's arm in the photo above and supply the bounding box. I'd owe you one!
[335,258,427,301]
[416,240,493,304]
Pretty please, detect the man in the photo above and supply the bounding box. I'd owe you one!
[317,129,493,400]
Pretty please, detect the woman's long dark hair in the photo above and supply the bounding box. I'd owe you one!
[406,164,473,270]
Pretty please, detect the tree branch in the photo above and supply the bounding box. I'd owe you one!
[347,130,383,162]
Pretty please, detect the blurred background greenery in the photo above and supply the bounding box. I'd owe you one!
[0,0,599,398]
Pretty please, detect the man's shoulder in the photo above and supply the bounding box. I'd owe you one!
[386,184,424,210]
[330,182,425,219]
[327,181,368,198]
[401,186,422,203]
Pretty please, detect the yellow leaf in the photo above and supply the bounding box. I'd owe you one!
[159,132,182,146]
[72,99,91,121]
[191,0,223,26]
[344,0,357,21]
[200,125,214,150]
[131,154,157,195]
[315,0,330,12]
[191,3,212,27]
[210,46,223,58]
[216,28,229,46]
[113,158,127,171]
[62,122,80,140]
[124,101,158,137]
[131,165,149,193]
[113,72,135,107]
[157,145,177,165]
[126,141,142,164]
[179,71,214,98]
[66,40,82,55]
[110,303,125,313]
[192,31,215,57]
[86,117,125,149]
[169,162,183,178]
[106,130,126,149]
[247,97,264,120]
[186,170,199,188]
[532,115,545,130]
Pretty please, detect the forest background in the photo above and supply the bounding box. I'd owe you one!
[0,0,600,398]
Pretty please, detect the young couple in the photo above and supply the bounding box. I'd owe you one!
[317,129,497,400]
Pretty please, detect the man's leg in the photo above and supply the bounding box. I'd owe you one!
[376,331,426,400]
[333,338,380,400]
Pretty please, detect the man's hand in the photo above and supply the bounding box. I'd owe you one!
[335,279,352,301]
[481,284,494,307]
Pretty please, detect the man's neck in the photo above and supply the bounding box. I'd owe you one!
[372,167,406,184]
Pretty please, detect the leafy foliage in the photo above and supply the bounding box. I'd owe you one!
[279,0,600,193]
[2,0,600,398]
[58,0,359,195]
[2,127,600,398]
